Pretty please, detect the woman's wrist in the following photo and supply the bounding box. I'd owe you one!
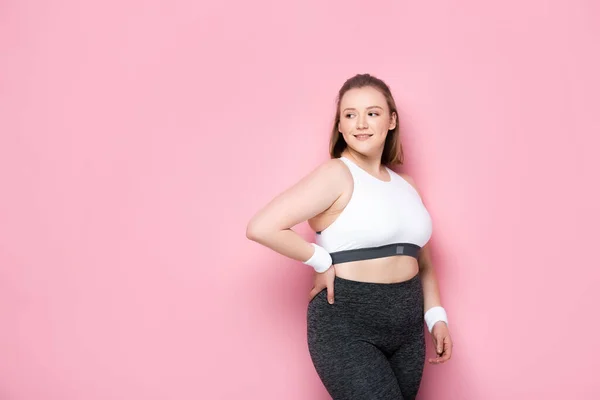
[424,306,448,333]
[302,243,332,273]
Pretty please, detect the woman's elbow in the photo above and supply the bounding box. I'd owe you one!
[246,218,269,243]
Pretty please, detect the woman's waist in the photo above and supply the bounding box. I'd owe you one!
[333,255,420,284]
[312,265,423,309]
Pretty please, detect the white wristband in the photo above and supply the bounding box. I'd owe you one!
[302,243,332,273]
[424,306,448,333]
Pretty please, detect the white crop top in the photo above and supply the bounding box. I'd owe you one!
[315,156,433,254]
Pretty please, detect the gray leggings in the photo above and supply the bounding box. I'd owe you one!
[307,274,425,400]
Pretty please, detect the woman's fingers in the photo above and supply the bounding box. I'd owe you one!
[436,335,444,355]
[428,334,452,364]
[326,279,335,304]
[326,268,335,304]
[308,283,327,301]
[439,335,453,362]
[428,335,441,364]
[326,286,334,304]
[309,267,335,304]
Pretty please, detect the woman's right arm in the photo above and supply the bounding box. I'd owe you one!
[246,159,345,266]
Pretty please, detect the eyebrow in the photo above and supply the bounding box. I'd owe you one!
[342,106,384,112]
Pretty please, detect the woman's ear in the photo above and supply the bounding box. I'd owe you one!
[389,112,397,130]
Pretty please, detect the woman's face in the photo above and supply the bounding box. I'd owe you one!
[338,86,396,158]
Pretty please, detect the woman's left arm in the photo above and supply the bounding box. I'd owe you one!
[400,173,453,365]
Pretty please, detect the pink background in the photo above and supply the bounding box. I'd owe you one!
[1,0,599,399]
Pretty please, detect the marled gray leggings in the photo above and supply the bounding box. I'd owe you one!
[307,274,425,400]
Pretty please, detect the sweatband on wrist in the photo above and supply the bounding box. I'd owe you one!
[424,306,448,333]
[302,243,332,273]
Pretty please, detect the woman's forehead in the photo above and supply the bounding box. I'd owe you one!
[341,87,387,108]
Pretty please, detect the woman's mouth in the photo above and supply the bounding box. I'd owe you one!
[354,134,373,141]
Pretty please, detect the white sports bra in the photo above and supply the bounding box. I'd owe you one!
[315,156,433,264]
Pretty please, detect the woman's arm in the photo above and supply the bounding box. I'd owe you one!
[399,174,447,323]
[417,243,443,312]
[401,173,452,363]
[246,159,347,263]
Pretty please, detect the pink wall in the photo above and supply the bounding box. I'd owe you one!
[1,0,599,399]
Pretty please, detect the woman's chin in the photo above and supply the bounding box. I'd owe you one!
[348,142,384,157]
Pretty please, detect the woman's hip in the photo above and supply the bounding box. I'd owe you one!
[307,274,424,341]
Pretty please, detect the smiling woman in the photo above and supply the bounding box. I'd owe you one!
[330,77,404,167]
[342,102,390,142]
[246,73,452,400]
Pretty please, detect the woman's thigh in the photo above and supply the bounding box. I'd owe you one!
[307,291,404,400]
[388,330,426,400]
[308,332,403,398]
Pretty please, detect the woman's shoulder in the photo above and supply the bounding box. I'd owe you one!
[313,157,351,175]
[396,171,422,196]
[306,157,352,186]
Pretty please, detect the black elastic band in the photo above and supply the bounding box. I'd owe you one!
[330,243,421,265]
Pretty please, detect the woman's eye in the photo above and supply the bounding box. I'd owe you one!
[344,112,378,118]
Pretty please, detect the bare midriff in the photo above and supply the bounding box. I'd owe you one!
[332,255,419,284]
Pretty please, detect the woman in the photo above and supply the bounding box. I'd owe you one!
[246,73,452,400]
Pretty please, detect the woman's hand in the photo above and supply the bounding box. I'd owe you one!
[428,322,452,364]
[308,266,336,304]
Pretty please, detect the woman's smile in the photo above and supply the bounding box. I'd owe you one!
[353,133,373,141]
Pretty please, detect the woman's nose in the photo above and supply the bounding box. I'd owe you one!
[357,115,368,128]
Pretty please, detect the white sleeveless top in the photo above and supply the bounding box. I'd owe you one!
[315,156,433,253]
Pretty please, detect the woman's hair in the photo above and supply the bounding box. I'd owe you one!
[329,73,404,166]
